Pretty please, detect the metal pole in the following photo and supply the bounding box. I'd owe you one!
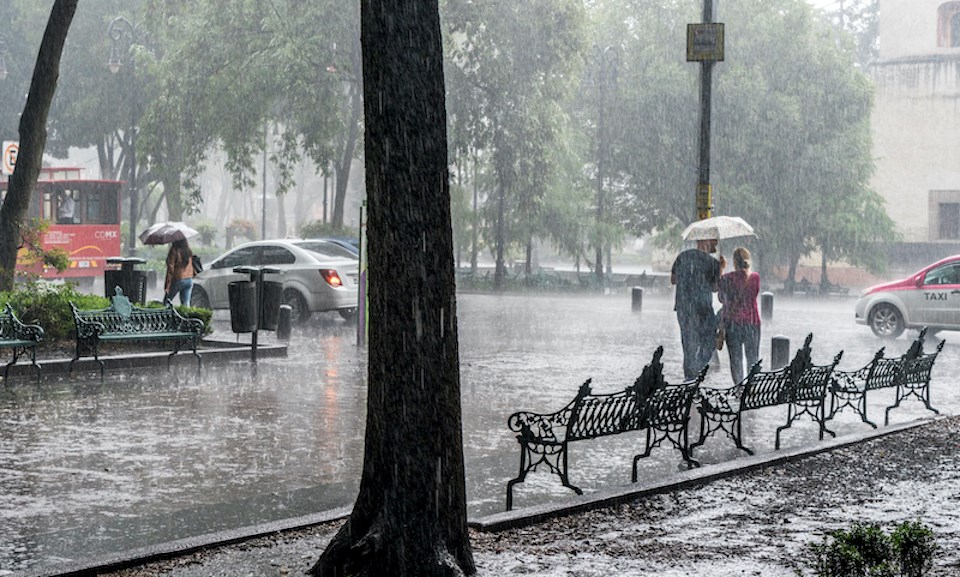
[697,0,715,220]
[262,122,267,240]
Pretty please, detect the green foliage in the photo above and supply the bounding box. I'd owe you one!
[298,221,359,240]
[891,521,939,577]
[0,282,109,343]
[144,300,213,334]
[193,220,218,247]
[14,219,71,282]
[806,521,939,577]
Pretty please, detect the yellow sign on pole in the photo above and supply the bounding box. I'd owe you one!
[696,183,712,220]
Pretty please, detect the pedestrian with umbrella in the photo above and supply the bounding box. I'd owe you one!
[671,236,725,380]
[139,222,199,306]
[672,216,757,380]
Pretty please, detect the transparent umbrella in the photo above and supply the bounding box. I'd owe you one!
[681,216,756,241]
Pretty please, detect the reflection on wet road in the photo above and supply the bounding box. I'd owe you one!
[1,292,954,574]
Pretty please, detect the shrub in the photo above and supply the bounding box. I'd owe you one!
[891,521,939,577]
[806,521,939,577]
[228,218,257,241]
[0,281,109,343]
[0,283,214,345]
[298,220,358,240]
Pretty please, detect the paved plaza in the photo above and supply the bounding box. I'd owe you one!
[1,291,954,575]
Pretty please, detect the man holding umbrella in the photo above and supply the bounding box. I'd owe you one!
[671,237,724,380]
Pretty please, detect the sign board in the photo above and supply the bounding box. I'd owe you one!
[686,23,725,62]
[2,141,19,175]
[696,183,713,220]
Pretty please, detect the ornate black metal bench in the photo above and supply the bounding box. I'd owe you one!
[830,328,942,427]
[0,303,43,383]
[69,287,204,381]
[504,347,705,511]
[692,334,842,455]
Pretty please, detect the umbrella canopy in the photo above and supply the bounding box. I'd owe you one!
[139,221,199,245]
[681,215,756,241]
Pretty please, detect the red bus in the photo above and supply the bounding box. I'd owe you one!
[0,167,123,281]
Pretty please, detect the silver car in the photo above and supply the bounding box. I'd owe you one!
[192,239,359,323]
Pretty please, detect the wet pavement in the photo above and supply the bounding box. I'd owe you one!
[1,290,954,575]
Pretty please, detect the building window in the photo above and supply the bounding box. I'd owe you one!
[940,203,960,239]
[939,2,960,47]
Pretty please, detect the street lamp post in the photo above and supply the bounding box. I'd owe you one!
[107,16,145,256]
[591,45,619,286]
[0,40,9,81]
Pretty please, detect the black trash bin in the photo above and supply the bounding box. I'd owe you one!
[104,269,148,304]
[228,280,257,333]
[259,280,283,331]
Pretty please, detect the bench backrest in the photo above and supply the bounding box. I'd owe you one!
[638,378,702,429]
[567,387,639,441]
[741,365,793,410]
[71,288,199,337]
[901,339,945,388]
[792,351,843,402]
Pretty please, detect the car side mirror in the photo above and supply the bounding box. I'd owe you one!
[916,276,924,288]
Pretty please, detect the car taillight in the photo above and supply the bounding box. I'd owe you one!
[321,269,343,287]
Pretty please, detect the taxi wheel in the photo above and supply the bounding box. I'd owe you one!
[869,304,904,339]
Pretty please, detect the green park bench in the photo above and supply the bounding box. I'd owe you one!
[0,303,43,383]
[69,287,204,381]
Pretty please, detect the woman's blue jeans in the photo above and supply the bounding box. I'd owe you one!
[165,278,193,307]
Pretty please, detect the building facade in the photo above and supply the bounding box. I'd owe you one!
[871,0,960,248]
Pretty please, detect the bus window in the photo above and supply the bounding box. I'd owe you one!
[100,183,119,224]
[42,189,54,221]
[84,190,100,224]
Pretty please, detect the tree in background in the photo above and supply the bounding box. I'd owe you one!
[0,0,77,291]
[309,0,475,574]
[444,0,585,289]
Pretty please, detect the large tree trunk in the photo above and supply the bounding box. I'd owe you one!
[309,0,475,575]
[0,0,77,291]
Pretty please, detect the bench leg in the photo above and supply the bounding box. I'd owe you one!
[27,346,41,384]
[505,444,529,512]
[735,415,754,456]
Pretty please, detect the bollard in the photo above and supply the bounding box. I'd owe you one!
[277,304,293,341]
[771,335,790,370]
[631,286,643,312]
[761,291,774,321]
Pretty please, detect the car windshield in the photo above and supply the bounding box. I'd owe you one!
[294,241,358,260]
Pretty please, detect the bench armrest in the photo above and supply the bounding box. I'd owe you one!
[697,383,743,413]
[169,306,204,335]
[507,404,574,443]
[3,304,43,342]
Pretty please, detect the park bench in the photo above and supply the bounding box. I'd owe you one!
[504,346,705,511]
[69,287,204,381]
[692,334,843,455]
[829,328,942,428]
[0,303,43,383]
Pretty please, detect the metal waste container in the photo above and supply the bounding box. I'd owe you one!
[228,280,257,333]
[259,281,283,331]
[105,257,148,304]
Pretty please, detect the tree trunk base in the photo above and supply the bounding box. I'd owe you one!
[309,512,474,577]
